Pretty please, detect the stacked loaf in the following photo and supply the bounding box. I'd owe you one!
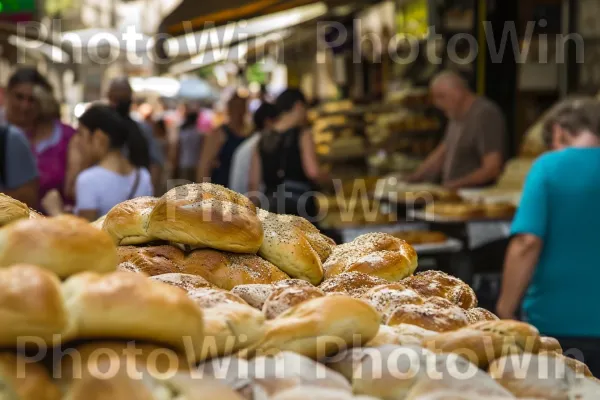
[0,186,595,400]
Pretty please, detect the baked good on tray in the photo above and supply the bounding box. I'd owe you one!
[424,202,486,219]
[391,230,448,245]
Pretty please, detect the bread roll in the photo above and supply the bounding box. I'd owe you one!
[366,324,439,347]
[103,197,159,245]
[352,346,472,400]
[423,328,517,368]
[568,378,600,400]
[231,280,313,310]
[183,250,290,290]
[56,341,191,387]
[200,303,266,361]
[488,354,575,399]
[90,215,106,230]
[187,288,248,308]
[0,215,117,278]
[386,297,470,332]
[0,264,67,347]
[0,353,60,400]
[424,202,486,219]
[257,210,332,284]
[271,387,373,400]
[465,308,499,324]
[323,233,418,281]
[319,272,388,298]
[0,194,31,226]
[262,286,325,319]
[117,245,185,276]
[147,183,263,253]
[405,363,516,400]
[361,283,424,321]
[402,270,478,309]
[150,273,216,292]
[241,296,380,359]
[470,320,542,354]
[62,271,205,361]
[64,362,244,400]
[539,336,562,355]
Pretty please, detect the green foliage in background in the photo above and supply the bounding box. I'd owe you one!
[246,63,267,84]
[196,66,214,80]
[0,0,36,13]
[45,0,73,15]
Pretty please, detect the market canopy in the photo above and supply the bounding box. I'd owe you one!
[159,0,370,36]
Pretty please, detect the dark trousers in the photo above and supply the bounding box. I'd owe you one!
[554,337,600,378]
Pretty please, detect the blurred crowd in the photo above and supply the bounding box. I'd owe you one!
[0,67,328,226]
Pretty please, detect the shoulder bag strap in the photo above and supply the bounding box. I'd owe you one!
[126,169,141,200]
[0,126,8,187]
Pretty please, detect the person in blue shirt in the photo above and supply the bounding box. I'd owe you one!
[497,97,600,377]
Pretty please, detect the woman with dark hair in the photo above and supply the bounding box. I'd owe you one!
[197,92,248,187]
[43,105,153,220]
[4,67,52,132]
[249,88,327,220]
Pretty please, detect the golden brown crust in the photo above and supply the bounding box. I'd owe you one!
[117,245,186,276]
[102,197,159,245]
[423,328,514,368]
[386,297,470,332]
[57,341,192,385]
[466,308,500,324]
[187,288,248,308]
[230,280,314,310]
[149,273,216,292]
[0,194,30,227]
[0,353,61,400]
[62,271,205,361]
[241,296,380,359]
[319,272,389,298]
[402,270,478,309]
[539,336,563,355]
[262,286,325,319]
[200,303,266,361]
[361,283,424,321]
[323,233,418,281]
[90,215,106,230]
[470,320,542,354]
[0,264,67,347]
[183,250,290,290]
[257,210,330,284]
[0,215,117,278]
[147,183,263,253]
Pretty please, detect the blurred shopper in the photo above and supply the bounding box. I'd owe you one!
[497,100,600,376]
[230,102,277,195]
[408,71,506,189]
[249,89,326,219]
[541,97,599,151]
[43,105,153,220]
[107,78,162,193]
[197,92,248,187]
[0,122,38,206]
[4,67,52,133]
[175,102,203,183]
[28,85,83,213]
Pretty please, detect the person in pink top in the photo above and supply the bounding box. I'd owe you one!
[5,68,84,212]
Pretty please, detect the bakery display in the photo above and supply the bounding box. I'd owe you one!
[424,202,486,219]
[146,183,264,253]
[257,210,332,284]
[102,197,159,245]
[323,233,418,281]
[0,188,593,399]
[0,215,117,278]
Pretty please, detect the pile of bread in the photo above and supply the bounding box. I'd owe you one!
[0,184,596,400]
[423,201,517,220]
